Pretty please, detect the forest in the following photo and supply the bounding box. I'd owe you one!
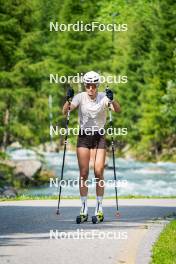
[0,0,175,161]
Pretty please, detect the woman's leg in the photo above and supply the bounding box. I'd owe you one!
[91,148,106,217]
[93,149,106,196]
[91,148,106,196]
[76,147,90,196]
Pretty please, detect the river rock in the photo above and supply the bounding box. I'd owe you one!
[0,187,4,193]
[9,142,22,149]
[1,186,18,198]
[14,160,42,179]
[0,160,16,168]
[37,142,60,152]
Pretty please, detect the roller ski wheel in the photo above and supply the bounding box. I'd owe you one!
[92,211,104,224]
[76,213,88,224]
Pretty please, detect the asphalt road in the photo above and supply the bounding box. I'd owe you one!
[0,199,175,264]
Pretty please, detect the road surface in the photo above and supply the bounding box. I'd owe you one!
[0,199,175,264]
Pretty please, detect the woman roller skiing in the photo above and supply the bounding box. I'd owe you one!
[62,71,121,223]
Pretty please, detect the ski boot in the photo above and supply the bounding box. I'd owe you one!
[92,211,104,224]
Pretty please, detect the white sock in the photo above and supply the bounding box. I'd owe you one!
[95,196,103,215]
[80,196,88,215]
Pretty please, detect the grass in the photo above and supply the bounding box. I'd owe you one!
[0,194,176,201]
[151,220,176,264]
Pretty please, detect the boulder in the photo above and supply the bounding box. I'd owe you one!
[9,142,22,149]
[14,160,42,179]
[0,187,4,193]
[37,142,60,152]
[1,186,18,198]
[0,160,16,168]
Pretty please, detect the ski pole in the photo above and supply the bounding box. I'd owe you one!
[106,87,120,217]
[56,96,72,215]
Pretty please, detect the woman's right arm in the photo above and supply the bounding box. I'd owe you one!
[62,101,77,115]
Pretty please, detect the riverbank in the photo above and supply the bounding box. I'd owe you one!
[0,148,55,198]
[1,195,176,202]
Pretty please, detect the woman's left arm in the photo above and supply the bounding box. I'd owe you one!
[110,100,121,112]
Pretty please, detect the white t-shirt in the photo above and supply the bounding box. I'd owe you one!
[71,92,109,130]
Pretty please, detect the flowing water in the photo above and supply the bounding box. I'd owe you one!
[8,149,176,197]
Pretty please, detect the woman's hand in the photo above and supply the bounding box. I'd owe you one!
[106,88,113,101]
[62,88,75,115]
[106,88,121,112]
[66,88,74,101]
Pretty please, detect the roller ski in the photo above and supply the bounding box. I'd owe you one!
[92,211,104,224]
[76,212,88,224]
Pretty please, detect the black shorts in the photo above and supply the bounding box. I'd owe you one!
[77,130,106,149]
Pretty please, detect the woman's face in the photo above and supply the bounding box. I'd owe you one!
[85,83,97,98]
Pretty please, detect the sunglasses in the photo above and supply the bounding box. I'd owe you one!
[86,84,97,89]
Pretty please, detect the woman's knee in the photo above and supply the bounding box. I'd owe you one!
[80,170,89,181]
[94,168,104,179]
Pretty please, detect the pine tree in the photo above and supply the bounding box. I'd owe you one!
[0,0,36,149]
[137,0,176,159]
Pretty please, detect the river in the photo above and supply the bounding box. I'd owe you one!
[8,149,176,197]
